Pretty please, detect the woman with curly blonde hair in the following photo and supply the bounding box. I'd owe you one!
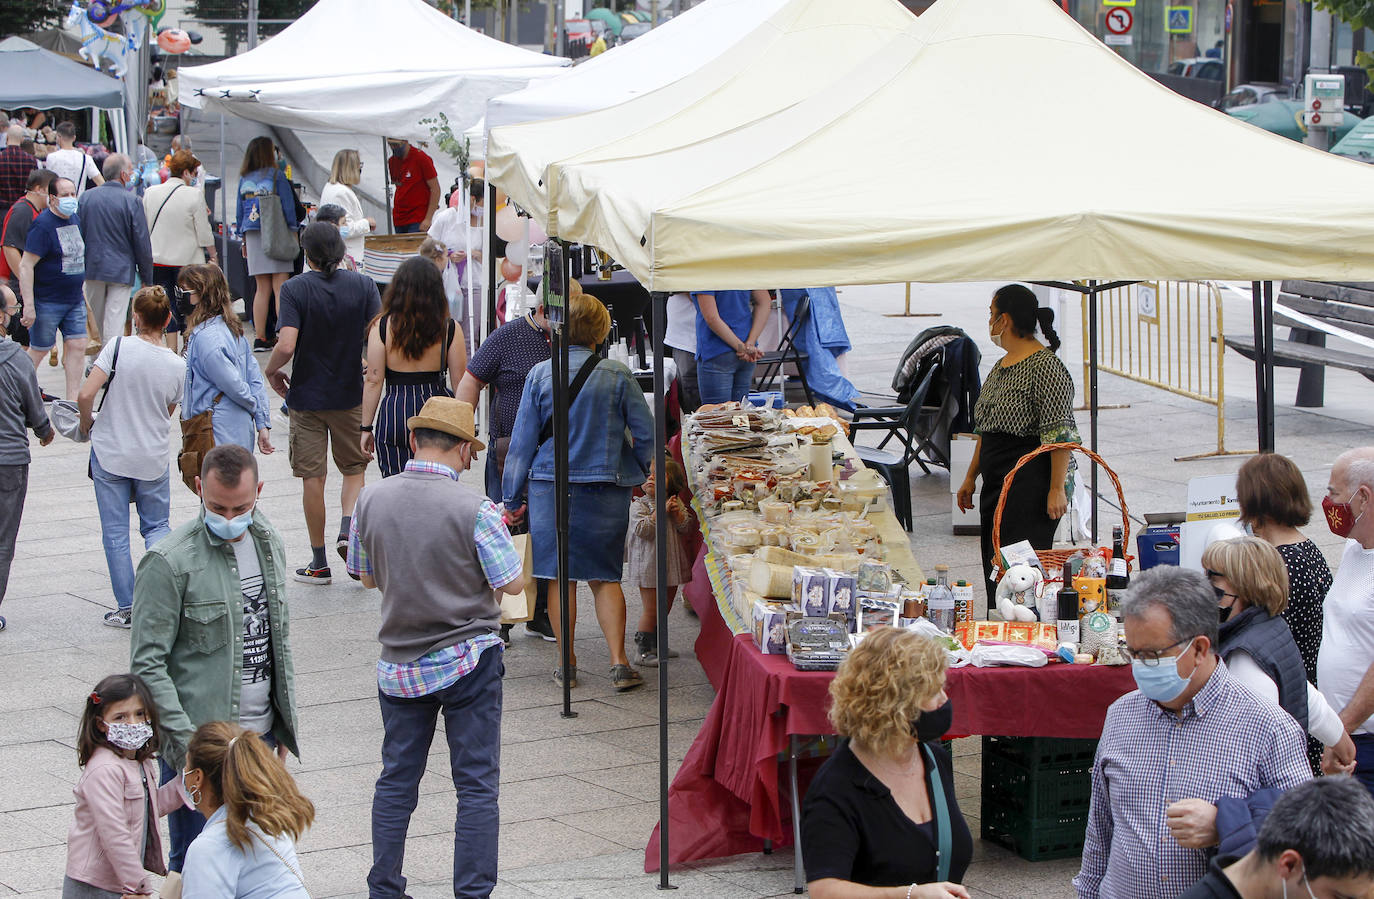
[181,722,314,897]
[802,628,972,899]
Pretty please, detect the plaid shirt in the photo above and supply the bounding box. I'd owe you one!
[1074,660,1310,899]
[0,147,36,209]
[348,459,522,699]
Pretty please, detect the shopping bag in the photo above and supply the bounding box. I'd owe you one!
[500,533,535,624]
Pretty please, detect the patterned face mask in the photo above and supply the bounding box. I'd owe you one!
[105,720,153,751]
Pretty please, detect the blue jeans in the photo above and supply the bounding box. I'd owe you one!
[1355,734,1374,798]
[395,222,422,234]
[91,452,171,611]
[29,299,85,351]
[696,351,756,404]
[370,645,503,899]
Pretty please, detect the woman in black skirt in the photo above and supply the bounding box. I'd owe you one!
[360,257,466,477]
[957,284,1079,605]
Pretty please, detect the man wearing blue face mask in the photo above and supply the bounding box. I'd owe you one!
[1075,567,1310,899]
[130,444,300,877]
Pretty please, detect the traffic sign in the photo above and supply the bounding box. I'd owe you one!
[1105,7,1133,34]
[1166,6,1194,33]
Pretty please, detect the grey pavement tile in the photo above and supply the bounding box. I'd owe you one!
[0,842,66,893]
[496,818,625,870]
[584,720,704,765]
[296,845,374,898]
[569,760,677,802]
[499,774,639,825]
[504,848,766,899]
[0,707,79,748]
[0,810,65,854]
[592,681,718,721]
[482,733,655,784]
[499,700,660,745]
[555,799,663,850]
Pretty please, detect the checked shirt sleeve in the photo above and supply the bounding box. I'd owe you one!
[346,515,371,580]
[474,500,521,590]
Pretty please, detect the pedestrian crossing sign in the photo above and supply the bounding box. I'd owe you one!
[1166,6,1194,33]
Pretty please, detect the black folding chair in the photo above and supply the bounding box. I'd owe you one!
[754,291,815,406]
[849,364,947,531]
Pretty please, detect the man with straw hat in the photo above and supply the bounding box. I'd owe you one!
[346,396,524,898]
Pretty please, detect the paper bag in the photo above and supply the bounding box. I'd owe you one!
[500,533,536,624]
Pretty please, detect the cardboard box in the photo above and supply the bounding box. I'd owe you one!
[752,600,789,655]
[793,567,830,617]
[954,620,1008,649]
[1004,622,1059,650]
[824,569,857,619]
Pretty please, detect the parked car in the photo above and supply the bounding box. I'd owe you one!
[1216,82,1287,110]
[1167,57,1224,81]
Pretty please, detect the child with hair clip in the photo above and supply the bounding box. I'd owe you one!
[65,674,188,899]
[626,458,694,666]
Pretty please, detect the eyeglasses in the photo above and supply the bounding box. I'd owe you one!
[173,286,194,300]
[1122,636,1197,666]
[1205,569,1239,603]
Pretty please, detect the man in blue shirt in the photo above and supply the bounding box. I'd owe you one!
[18,176,87,398]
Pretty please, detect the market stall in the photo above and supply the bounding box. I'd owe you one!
[0,37,127,152]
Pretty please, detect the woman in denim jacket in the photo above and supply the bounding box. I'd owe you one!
[236,137,298,350]
[503,293,653,692]
[178,264,274,454]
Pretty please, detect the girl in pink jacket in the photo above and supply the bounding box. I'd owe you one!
[64,674,188,899]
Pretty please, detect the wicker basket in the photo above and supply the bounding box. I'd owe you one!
[989,442,1130,582]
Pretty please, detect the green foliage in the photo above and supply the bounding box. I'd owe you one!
[0,0,67,36]
[420,112,471,185]
[1317,0,1374,89]
[187,0,317,55]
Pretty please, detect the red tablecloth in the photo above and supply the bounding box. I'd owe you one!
[645,549,1139,871]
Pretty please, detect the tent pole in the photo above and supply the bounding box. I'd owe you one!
[1088,280,1099,545]
[1250,282,1270,452]
[486,181,498,338]
[382,138,393,235]
[554,240,576,719]
[650,291,676,890]
[1263,281,1276,451]
[218,113,229,268]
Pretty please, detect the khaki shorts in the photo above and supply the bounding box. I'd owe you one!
[288,407,370,479]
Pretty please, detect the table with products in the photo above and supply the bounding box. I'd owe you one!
[643,404,1138,876]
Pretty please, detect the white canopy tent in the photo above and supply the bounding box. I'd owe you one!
[538,0,1374,291]
[179,0,568,141]
[486,0,916,230]
[485,0,791,132]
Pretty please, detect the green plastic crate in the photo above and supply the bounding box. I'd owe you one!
[982,753,1094,818]
[981,806,1089,862]
[982,735,1098,771]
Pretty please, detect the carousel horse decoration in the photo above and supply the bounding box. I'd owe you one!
[65,0,133,78]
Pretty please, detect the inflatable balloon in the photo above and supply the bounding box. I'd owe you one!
[527,219,549,245]
[500,258,523,282]
[157,28,193,53]
[494,204,522,242]
[505,239,528,266]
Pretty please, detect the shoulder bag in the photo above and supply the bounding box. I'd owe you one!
[249,829,308,894]
[177,392,222,493]
[86,338,121,480]
[149,183,184,237]
[257,172,299,262]
[537,353,601,448]
[922,742,953,884]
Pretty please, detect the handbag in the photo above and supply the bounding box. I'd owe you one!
[256,173,299,262]
[249,829,307,894]
[86,337,121,480]
[177,393,221,493]
[499,533,536,624]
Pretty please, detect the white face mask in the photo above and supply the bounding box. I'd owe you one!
[106,720,154,751]
[990,315,1007,349]
[1281,864,1318,899]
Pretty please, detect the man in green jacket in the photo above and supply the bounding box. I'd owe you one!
[131,444,300,873]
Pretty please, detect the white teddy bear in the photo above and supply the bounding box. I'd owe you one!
[995,564,1045,622]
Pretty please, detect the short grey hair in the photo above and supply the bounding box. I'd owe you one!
[101,153,130,182]
[6,124,22,145]
[1335,447,1374,495]
[1257,778,1374,879]
[1120,566,1218,649]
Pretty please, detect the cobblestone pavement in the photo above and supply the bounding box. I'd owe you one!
[2,280,1370,898]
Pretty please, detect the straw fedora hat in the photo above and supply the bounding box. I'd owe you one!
[407,397,485,451]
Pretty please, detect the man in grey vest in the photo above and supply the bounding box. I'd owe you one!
[347,396,524,899]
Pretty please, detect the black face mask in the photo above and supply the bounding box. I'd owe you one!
[911,699,954,743]
[1219,605,1234,624]
[388,142,406,158]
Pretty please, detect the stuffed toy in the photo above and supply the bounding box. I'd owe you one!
[995,564,1044,622]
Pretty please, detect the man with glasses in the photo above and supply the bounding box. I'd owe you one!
[1177,776,1374,899]
[1075,566,1310,899]
[1317,446,1374,796]
[0,285,54,631]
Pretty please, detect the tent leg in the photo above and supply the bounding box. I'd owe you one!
[382,137,393,235]
[651,291,676,889]
[218,113,229,268]
[1088,281,1099,545]
[1263,281,1276,451]
[1250,281,1274,452]
[486,181,498,339]
[554,241,576,720]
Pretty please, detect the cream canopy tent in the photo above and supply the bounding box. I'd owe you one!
[179,0,568,141]
[485,0,793,132]
[486,0,915,230]
[539,0,1374,292]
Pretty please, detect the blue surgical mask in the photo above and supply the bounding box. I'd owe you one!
[204,506,253,540]
[1131,638,1195,703]
[56,196,78,216]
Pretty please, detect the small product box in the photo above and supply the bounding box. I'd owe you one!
[954,620,1009,649]
[1004,622,1059,649]
[752,600,789,655]
[824,569,857,619]
[793,566,831,617]
[857,596,900,632]
[786,617,850,671]
[1074,576,1108,616]
[952,580,975,626]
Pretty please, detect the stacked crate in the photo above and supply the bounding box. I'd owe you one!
[980,735,1098,861]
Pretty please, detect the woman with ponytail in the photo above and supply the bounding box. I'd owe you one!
[956,284,1081,605]
[181,722,314,898]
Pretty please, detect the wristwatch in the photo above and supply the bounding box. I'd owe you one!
[359,424,373,432]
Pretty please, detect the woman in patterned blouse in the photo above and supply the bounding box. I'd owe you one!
[956,284,1080,604]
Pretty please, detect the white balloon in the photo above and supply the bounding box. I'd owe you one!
[505,239,529,265]
[528,220,549,245]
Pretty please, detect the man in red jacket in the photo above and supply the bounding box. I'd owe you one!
[385,139,439,234]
